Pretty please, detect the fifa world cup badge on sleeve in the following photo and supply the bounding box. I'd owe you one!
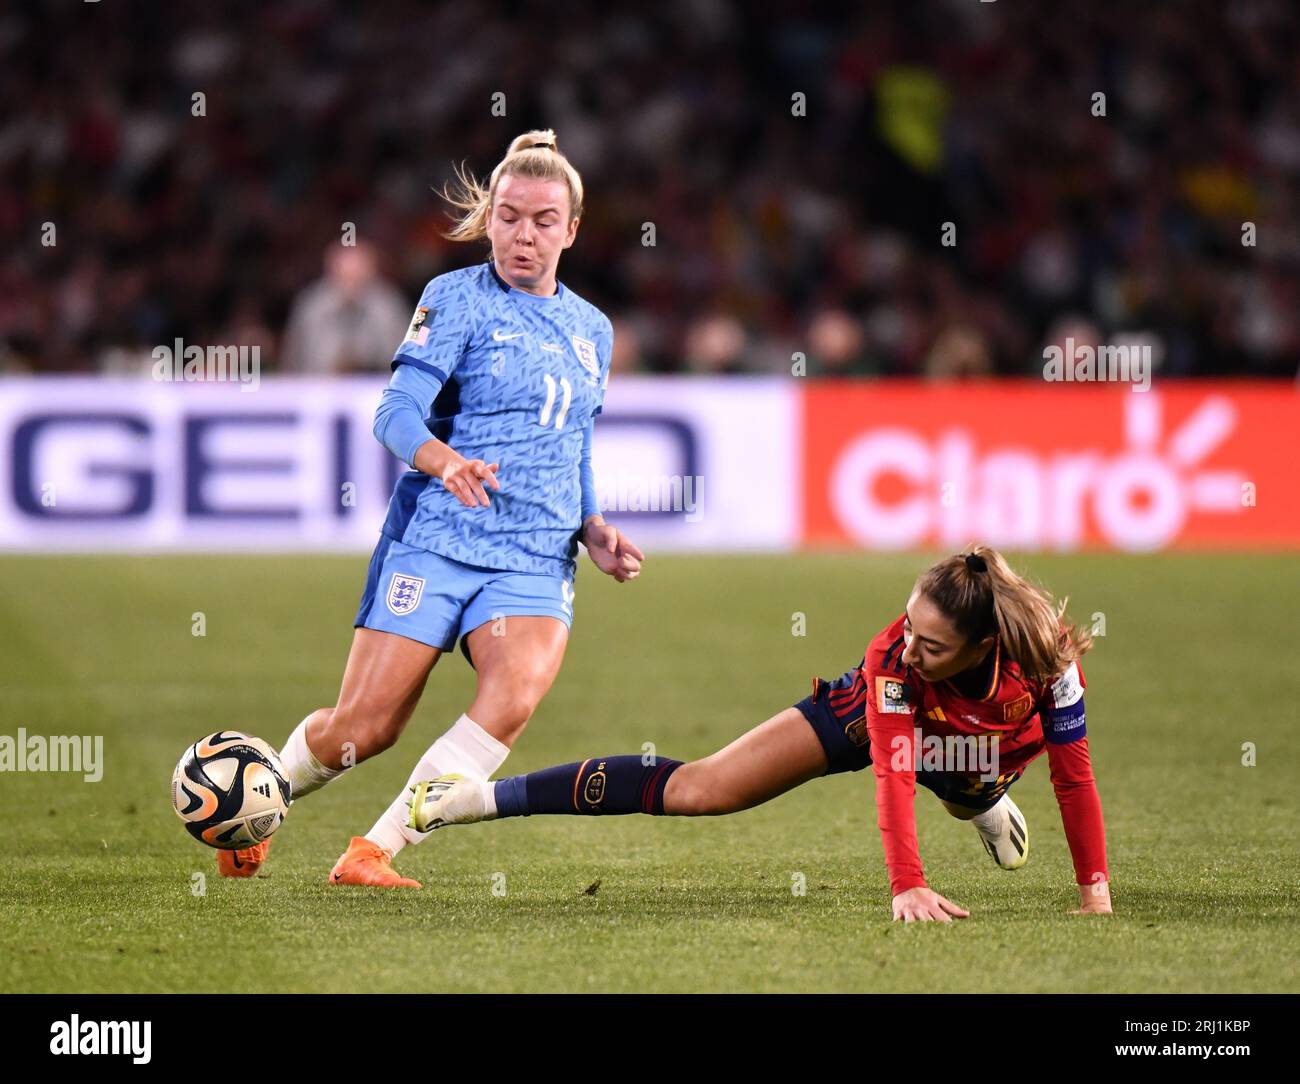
[405,306,434,346]
[386,573,426,616]
[876,676,911,714]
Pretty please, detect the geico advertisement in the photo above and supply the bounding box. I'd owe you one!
[0,377,797,552]
[802,382,1299,551]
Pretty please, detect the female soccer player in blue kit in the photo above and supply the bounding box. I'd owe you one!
[217,129,644,887]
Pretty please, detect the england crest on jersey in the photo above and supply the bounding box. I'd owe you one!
[570,335,599,377]
[386,573,425,616]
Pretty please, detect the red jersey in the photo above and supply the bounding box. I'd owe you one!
[862,613,1107,896]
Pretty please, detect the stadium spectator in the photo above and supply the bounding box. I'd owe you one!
[2,1,1297,378]
[280,242,409,375]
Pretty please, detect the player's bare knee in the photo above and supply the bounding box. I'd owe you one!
[474,677,544,738]
[489,692,536,737]
[360,723,402,759]
[667,763,735,816]
[327,702,401,762]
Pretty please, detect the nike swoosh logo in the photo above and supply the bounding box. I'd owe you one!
[492,329,524,341]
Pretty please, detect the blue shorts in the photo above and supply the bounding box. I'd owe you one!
[793,668,1023,812]
[354,534,574,663]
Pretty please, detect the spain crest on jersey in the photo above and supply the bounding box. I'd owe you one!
[1002,692,1034,725]
[570,335,599,377]
[386,573,425,616]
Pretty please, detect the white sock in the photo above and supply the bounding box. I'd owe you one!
[365,714,509,855]
[479,777,498,819]
[280,714,344,799]
[971,795,1007,832]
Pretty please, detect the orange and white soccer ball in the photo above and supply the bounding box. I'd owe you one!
[171,731,290,849]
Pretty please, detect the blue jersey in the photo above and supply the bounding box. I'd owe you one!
[374,260,613,578]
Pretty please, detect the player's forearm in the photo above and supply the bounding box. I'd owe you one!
[372,385,434,466]
[1048,739,1109,885]
[373,362,450,468]
[411,437,467,481]
[370,391,467,481]
[1056,779,1108,885]
[579,417,601,520]
[871,764,927,894]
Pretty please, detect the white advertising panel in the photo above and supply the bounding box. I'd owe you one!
[0,377,798,553]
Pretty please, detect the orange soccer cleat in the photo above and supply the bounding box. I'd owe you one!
[218,839,270,878]
[328,836,422,889]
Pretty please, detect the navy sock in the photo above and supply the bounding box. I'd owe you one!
[493,755,684,817]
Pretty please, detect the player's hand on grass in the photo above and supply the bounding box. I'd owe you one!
[1071,879,1113,915]
[892,886,970,923]
[582,516,644,582]
[441,456,500,508]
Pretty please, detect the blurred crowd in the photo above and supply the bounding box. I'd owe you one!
[2,0,1298,380]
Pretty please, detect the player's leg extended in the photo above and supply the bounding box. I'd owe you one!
[221,628,440,879]
[330,544,503,886]
[321,630,452,887]
[361,614,568,855]
[665,708,829,814]
[409,707,828,829]
[303,628,442,769]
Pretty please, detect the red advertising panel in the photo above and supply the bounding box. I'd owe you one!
[802,382,1300,551]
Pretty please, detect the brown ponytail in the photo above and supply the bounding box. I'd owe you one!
[914,544,1093,686]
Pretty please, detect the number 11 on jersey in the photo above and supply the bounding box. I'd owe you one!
[539,373,573,429]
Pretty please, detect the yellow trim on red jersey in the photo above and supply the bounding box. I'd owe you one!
[982,634,1001,700]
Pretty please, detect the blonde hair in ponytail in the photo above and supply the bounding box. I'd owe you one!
[914,544,1093,687]
[440,129,585,243]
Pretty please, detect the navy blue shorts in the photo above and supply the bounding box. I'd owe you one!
[793,669,1023,812]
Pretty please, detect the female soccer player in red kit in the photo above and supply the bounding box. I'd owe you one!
[408,545,1112,921]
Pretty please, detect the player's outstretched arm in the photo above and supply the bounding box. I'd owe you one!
[865,681,970,921]
[1038,662,1112,916]
[1044,739,1111,914]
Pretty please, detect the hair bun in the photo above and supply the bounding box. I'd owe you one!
[964,553,988,573]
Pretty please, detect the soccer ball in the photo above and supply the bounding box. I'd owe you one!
[171,731,291,849]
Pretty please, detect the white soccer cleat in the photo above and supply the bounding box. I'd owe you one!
[407,774,487,833]
[974,794,1029,870]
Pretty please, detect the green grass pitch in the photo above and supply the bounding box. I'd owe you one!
[0,551,1296,993]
